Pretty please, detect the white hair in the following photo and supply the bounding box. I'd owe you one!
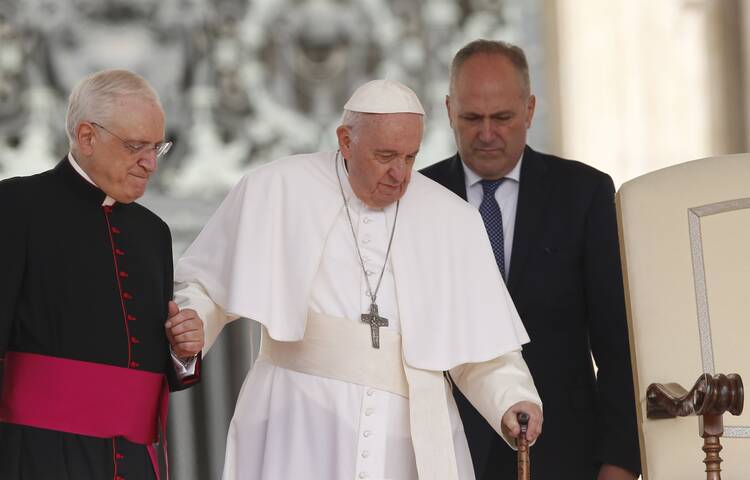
[339,109,367,141]
[65,69,162,148]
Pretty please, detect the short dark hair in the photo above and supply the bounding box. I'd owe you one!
[449,39,530,97]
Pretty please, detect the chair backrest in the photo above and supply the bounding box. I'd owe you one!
[616,153,750,479]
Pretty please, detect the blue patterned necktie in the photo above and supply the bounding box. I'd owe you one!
[479,179,506,280]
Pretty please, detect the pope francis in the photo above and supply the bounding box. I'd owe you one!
[174,79,543,480]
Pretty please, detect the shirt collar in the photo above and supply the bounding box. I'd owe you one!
[67,152,116,207]
[462,152,524,188]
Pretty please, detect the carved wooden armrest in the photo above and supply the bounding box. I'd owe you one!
[647,373,744,419]
[646,373,744,480]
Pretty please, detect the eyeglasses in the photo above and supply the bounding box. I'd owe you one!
[91,122,173,159]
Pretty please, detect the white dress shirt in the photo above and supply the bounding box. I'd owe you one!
[462,154,523,276]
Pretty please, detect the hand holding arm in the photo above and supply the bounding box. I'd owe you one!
[165,300,205,359]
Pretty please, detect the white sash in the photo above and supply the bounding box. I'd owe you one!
[259,311,459,479]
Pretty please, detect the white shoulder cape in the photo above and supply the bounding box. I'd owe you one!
[175,151,529,371]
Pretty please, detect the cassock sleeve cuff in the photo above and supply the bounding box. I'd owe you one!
[170,347,200,383]
[449,350,542,450]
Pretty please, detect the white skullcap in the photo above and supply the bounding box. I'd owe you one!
[343,79,425,115]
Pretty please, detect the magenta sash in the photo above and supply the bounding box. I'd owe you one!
[0,351,169,478]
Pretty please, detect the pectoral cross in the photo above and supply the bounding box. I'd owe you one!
[361,303,389,349]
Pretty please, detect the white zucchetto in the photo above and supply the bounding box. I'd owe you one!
[343,79,425,115]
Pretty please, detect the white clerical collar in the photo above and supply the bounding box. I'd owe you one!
[337,152,356,202]
[462,153,523,189]
[68,152,116,207]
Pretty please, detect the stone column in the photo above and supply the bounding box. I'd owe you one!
[552,0,747,186]
[705,0,747,155]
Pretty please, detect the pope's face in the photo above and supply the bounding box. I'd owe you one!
[75,96,165,203]
[447,53,535,180]
[337,113,423,209]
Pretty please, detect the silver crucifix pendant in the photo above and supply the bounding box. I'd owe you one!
[361,303,389,349]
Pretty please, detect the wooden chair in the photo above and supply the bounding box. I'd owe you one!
[616,154,749,479]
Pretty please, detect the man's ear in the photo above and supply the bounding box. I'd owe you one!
[525,94,536,129]
[76,122,96,156]
[445,95,454,128]
[336,125,353,158]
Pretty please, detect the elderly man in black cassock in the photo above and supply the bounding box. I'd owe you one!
[0,69,205,480]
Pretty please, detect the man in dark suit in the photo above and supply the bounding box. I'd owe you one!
[421,39,640,480]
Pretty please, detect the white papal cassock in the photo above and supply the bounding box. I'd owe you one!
[174,151,541,480]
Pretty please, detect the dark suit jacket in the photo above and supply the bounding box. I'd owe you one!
[421,146,640,480]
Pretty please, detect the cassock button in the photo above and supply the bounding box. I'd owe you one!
[127,314,137,321]
[130,361,139,368]
[365,408,374,416]
[366,389,374,396]
[130,336,140,344]
[122,292,133,300]
[363,430,371,438]
[361,450,370,458]
[115,249,125,256]
[358,472,368,478]
[103,206,112,214]
[111,227,121,234]
[115,453,124,460]
[363,217,371,224]
[119,271,129,278]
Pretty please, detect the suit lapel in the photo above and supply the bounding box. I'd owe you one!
[443,154,468,200]
[507,146,551,296]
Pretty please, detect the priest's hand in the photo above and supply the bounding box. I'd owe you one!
[501,401,543,443]
[165,300,205,359]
